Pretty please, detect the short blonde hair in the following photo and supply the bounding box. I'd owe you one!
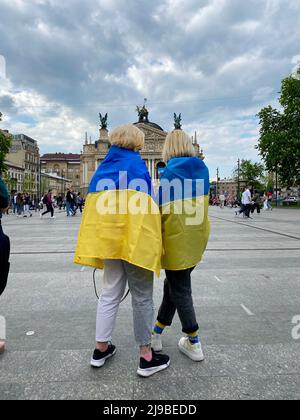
[109,124,145,151]
[163,129,196,162]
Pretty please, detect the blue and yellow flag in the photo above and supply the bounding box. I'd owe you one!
[74,146,162,275]
[159,157,210,271]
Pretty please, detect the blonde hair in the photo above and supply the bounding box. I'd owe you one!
[109,124,145,151]
[163,129,196,163]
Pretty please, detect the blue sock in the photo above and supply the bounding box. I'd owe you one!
[153,321,166,335]
[188,333,200,345]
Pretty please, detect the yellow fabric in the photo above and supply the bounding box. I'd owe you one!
[74,190,162,276]
[156,321,167,330]
[161,195,210,271]
[188,331,199,337]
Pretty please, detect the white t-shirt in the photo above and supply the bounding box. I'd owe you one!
[242,189,251,205]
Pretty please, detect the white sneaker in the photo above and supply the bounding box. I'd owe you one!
[178,337,204,362]
[51,216,56,219]
[151,334,163,352]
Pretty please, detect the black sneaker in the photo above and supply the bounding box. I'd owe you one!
[137,350,170,378]
[90,344,116,368]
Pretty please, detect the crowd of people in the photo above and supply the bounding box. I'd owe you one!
[4,189,85,219]
[211,189,274,218]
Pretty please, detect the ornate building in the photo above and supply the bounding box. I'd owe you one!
[80,109,204,194]
[41,153,81,192]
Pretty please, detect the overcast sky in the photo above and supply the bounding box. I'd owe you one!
[1,0,300,179]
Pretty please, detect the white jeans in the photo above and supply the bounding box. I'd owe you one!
[96,260,154,347]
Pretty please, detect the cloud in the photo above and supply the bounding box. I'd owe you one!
[0,0,300,176]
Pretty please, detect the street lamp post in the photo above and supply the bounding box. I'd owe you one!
[276,166,278,208]
[216,167,219,198]
[237,159,241,199]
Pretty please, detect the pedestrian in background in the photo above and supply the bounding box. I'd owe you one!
[12,192,17,215]
[219,193,225,209]
[242,186,252,218]
[251,191,261,215]
[23,193,32,218]
[66,189,75,217]
[40,190,55,219]
[16,193,23,217]
[76,192,84,213]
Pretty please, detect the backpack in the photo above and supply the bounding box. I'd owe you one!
[42,195,48,205]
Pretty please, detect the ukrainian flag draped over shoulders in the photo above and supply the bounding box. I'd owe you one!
[74,146,162,275]
[159,157,210,271]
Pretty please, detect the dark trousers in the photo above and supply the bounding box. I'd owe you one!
[238,204,245,214]
[244,204,252,218]
[157,268,199,334]
[0,222,10,296]
[42,204,54,217]
[251,203,261,214]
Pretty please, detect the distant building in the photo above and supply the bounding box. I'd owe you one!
[41,153,81,192]
[5,134,40,199]
[211,178,247,198]
[40,171,72,198]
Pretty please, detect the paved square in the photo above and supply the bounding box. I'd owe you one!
[0,207,300,400]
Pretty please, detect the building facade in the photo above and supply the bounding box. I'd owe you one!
[3,160,25,193]
[40,171,72,197]
[5,134,40,199]
[211,178,247,199]
[80,112,204,194]
[41,153,81,193]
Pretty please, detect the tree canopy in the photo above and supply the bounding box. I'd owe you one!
[257,67,300,186]
[233,159,265,190]
[0,112,12,175]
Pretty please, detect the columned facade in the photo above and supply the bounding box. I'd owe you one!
[80,115,204,195]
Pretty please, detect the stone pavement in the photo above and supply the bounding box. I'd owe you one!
[0,206,300,400]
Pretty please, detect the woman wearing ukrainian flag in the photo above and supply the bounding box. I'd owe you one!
[75,124,170,377]
[152,128,210,362]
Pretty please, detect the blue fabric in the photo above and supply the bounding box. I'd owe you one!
[158,157,210,206]
[88,146,153,196]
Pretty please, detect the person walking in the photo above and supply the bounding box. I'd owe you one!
[219,192,225,209]
[267,192,273,211]
[263,193,268,210]
[16,193,24,217]
[76,192,84,213]
[23,193,32,218]
[0,176,10,353]
[152,129,210,362]
[75,124,170,377]
[66,189,75,217]
[251,191,261,215]
[40,190,55,219]
[235,187,246,217]
[242,186,252,218]
[11,192,17,215]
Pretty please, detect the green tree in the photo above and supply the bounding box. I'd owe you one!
[3,172,17,192]
[0,112,12,175]
[257,67,300,186]
[233,159,265,190]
